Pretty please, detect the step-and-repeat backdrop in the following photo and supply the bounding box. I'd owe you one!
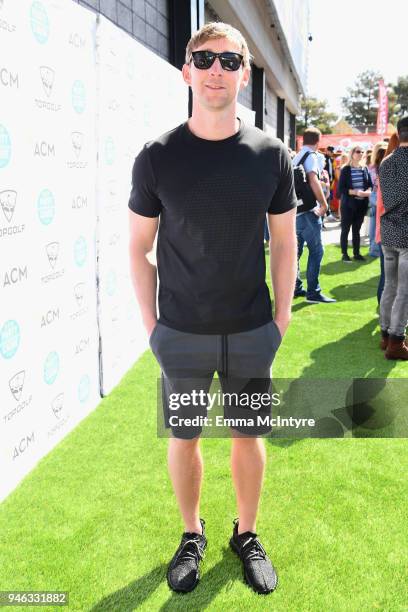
[0,0,100,502]
[0,0,256,501]
[95,16,187,395]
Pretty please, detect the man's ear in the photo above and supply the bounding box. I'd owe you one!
[239,66,251,90]
[182,63,191,86]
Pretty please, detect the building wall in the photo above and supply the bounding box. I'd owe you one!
[285,107,291,146]
[265,83,277,137]
[72,0,171,61]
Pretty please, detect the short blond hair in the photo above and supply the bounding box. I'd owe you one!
[185,22,252,69]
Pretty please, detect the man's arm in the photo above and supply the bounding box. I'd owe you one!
[307,171,328,216]
[128,210,159,338]
[267,207,297,338]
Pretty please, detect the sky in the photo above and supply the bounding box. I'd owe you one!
[307,0,408,119]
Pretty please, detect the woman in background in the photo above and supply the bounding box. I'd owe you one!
[368,142,387,257]
[338,146,373,262]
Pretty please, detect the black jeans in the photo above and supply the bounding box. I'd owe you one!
[340,199,368,255]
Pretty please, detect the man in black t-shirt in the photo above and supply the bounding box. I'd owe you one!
[128,22,297,595]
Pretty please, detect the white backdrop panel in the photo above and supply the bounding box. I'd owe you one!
[0,0,100,502]
[96,16,188,395]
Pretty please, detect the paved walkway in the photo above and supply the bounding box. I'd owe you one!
[321,218,370,247]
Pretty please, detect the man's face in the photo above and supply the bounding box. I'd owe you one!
[182,37,250,112]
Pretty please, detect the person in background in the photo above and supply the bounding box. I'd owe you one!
[368,142,387,257]
[378,117,408,359]
[324,146,337,220]
[364,149,372,166]
[375,132,399,308]
[292,128,336,303]
[337,145,373,262]
[375,134,400,306]
[329,149,345,219]
[317,151,331,224]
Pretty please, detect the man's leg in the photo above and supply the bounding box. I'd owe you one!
[230,435,266,533]
[295,215,305,293]
[380,246,398,333]
[389,248,408,338]
[303,212,324,297]
[168,436,203,534]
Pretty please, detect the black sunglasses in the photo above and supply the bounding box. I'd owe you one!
[354,149,363,154]
[191,50,244,71]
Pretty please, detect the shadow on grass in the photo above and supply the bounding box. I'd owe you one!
[319,255,377,276]
[329,278,380,302]
[268,318,397,447]
[90,547,243,611]
[291,301,314,313]
[90,564,168,611]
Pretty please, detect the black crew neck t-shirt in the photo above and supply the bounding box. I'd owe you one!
[128,119,297,334]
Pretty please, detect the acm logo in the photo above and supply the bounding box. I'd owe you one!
[41,308,60,328]
[0,68,19,88]
[34,142,55,158]
[2,266,28,288]
[12,432,35,460]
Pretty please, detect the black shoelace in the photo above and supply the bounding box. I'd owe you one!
[175,537,205,565]
[240,537,267,562]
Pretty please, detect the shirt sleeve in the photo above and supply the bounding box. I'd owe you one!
[303,152,319,175]
[268,146,298,214]
[128,145,163,217]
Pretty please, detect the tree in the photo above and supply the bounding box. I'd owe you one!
[296,96,337,135]
[391,75,408,118]
[341,70,382,127]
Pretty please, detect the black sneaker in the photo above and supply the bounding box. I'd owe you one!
[306,293,336,303]
[353,254,366,261]
[167,518,206,593]
[230,519,277,594]
[293,288,307,298]
[342,253,352,262]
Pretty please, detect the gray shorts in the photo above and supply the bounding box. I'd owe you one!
[149,320,282,438]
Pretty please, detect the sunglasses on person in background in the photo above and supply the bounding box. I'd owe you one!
[191,50,244,71]
[354,150,363,154]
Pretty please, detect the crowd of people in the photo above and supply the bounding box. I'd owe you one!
[290,118,408,360]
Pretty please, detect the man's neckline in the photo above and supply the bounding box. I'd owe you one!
[183,117,243,144]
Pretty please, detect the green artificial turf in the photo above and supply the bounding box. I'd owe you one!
[0,244,407,611]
